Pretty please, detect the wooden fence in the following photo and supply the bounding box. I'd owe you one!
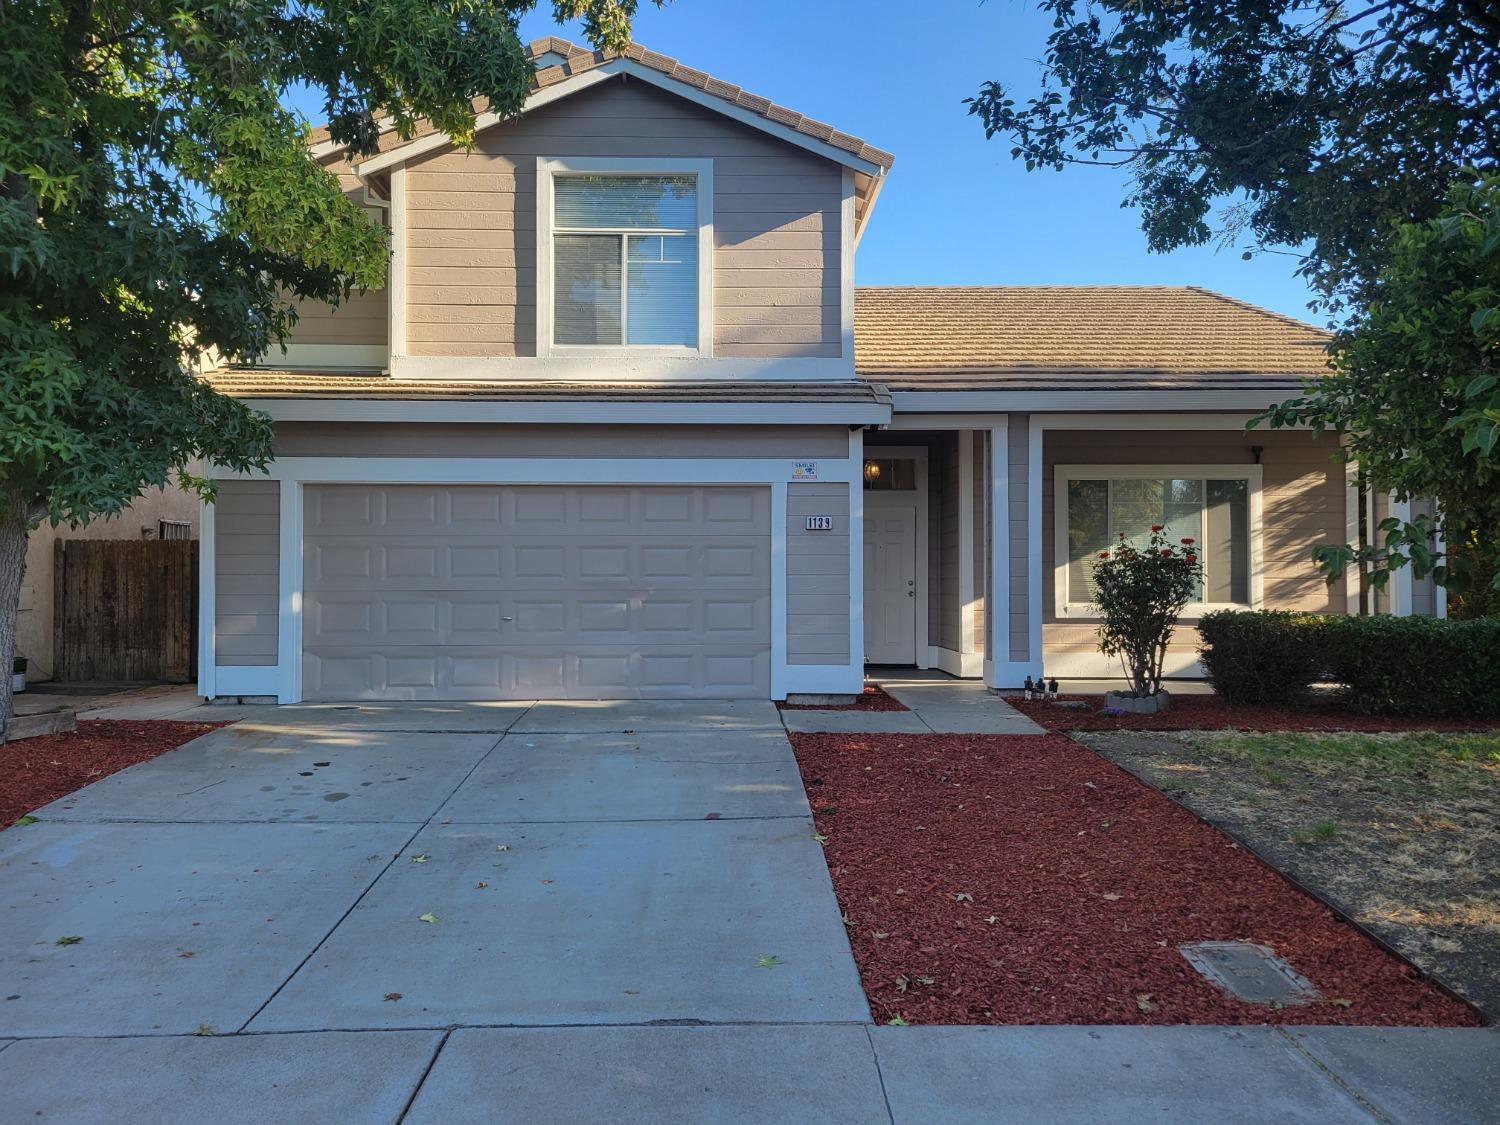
[53,540,199,682]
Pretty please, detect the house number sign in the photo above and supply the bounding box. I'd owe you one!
[805,516,834,531]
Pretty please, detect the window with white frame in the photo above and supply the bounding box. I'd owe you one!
[1057,466,1260,612]
[549,172,701,348]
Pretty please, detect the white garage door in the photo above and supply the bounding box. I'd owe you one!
[301,484,772,700]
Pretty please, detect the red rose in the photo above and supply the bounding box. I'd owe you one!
[1098,551,1109,559]
[1181,537,1195,545]
[1151,524,1163,532]
[1185,554,1197,564]
[1160,549,1173,557]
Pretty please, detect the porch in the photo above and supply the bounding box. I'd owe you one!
[860,415,1363,687]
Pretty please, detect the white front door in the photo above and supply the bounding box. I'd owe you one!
[863,504,917,664]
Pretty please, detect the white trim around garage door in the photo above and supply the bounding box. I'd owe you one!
[204,456,864,704]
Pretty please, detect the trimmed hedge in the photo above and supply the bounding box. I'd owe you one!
[1322,615,1500,717]
[1198,611,1500,717]
[1198,611,1328,706]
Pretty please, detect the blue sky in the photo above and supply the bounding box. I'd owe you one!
[299,1,1324,324]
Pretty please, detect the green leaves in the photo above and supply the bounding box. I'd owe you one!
[1256,174,1500,612]
[968,1,1498,315]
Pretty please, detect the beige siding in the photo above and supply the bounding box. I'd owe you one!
[282,165,389,352]
[786,481,850,665]
[273,422,850,460]
[214,480,279,667]
[404,79,842,358]
[1040,428,1348,670]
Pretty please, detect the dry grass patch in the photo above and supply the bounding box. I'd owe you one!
[1082,729,1499,1020]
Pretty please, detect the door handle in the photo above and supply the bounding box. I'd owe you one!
[502,616,514,622]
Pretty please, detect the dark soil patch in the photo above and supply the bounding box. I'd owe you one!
[1084,729,1500,1020]
[1,720,226,827]
[790,730,1480,1027]
[778,685,908,712]
[1008,694,1500,733]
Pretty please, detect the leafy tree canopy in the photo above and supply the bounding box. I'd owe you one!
[967,0,1500,309]
[0,0,657,723]
[2,0,652,528]
[1259,173,1500,612]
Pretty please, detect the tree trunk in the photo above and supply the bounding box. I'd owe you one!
[0,487,32,737]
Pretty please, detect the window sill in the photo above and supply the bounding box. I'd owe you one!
[1056,603,1256,622]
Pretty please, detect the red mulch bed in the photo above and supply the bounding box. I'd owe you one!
[1007,694,1500,733]
[791,730,1481,1027]
[1,720,225,827]
[778,685,909,712]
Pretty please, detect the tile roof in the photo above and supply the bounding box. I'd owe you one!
[310,37,894,171]
[853,286,1332,388]
[200,369,892,405]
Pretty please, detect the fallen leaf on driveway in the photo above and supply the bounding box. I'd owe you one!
[55,936,82,946]
[384,993,403,1002]
[410,854,429,864]
[755,955,784,968]
[418,912,439,924]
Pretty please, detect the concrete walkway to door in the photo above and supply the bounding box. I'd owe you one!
[1,696,1494,1122]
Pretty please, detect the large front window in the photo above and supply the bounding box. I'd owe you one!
[1060,469,1257,610]
[551,173,699,348]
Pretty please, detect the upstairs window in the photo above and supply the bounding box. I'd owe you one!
[548,171,703,349]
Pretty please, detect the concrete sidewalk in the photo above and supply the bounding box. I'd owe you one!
[782,673,1046,734]
[0,1022,1492,1122]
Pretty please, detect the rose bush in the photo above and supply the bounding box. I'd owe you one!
[1091,525,1202,699]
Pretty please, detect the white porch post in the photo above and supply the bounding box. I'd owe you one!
[1388,494,1414,617]
[985,421,1009,689]
[986,416,1044,688]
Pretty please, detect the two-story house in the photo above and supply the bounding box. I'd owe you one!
[197,38,1439,704]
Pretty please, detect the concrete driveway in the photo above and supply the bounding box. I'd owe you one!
[1,697,1495,1123]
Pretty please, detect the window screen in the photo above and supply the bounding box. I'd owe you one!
[552,174,698,347]
[1065,476,1251,605]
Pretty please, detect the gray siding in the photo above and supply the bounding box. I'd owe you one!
[937,436,962,651]
[786,481,850,665]
[214,480,279,667]
[405,78,843,359]
[1007,417,1029,662]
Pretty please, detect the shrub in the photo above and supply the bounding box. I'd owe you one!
[1322,615,1500,717]
[1198,611,1329,705]
[1091,526,1202,698]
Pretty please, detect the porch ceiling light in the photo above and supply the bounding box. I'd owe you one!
[863,459,882,483]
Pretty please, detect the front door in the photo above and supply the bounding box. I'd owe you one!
[863,503,917,664]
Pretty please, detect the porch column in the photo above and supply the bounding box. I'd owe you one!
[1388,494,1414,616]
[986,415,1044,689]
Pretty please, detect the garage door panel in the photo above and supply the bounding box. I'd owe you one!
[302,485,772,700]
[307,540,768,590]
[303,646,770,700]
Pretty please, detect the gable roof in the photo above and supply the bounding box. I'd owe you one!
[853,286,1333,390]
[310,38,894,171]
[310,37,892,236]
